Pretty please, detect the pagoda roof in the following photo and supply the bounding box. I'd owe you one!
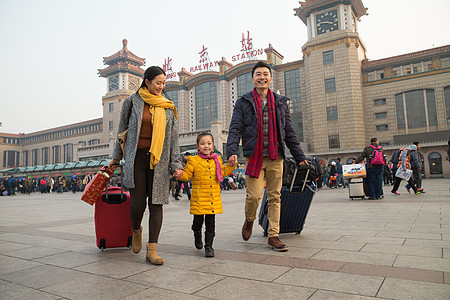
[362,45,450,70]
[294,0,367,24]
[98,39,145,78]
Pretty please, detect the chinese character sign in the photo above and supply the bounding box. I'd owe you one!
[163,57,177,80]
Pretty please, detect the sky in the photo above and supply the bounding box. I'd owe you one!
[0,0,449,134]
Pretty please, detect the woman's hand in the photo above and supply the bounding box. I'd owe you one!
[108,159,120,170]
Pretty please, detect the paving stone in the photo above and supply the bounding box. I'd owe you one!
[194,276,316,299]
[377,278,450,299]
[41,273,145,300]
[311,249,397,266]
[274,268,384,296]
[394,255,450,272]
[197,260,291,281]
[0,255,42,275]
[126,267,225,294]
[3,246,65,260]
[34,250,108,268]
[0,264,87,289]
[0,242,34,253]
[361,243,443,258]
[123,286,205,299]
[337,235,405,245]
[74,258,155,279]
[309,290,379,299]
[0,282,59,300]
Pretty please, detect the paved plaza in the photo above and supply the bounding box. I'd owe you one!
[0,178,449,299]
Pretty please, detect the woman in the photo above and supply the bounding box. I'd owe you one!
[109,66,182,265]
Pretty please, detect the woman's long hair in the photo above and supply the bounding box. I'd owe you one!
[137,66,171,100]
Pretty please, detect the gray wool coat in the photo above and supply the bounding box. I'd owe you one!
[112,93,182,205]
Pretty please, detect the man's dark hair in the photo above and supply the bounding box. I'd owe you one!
[337,157,341,161]
[370,137,378,143]
[413,141,420,146]
[251,61,272,77]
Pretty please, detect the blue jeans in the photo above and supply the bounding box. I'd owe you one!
[335,173,346,188]
[367,166,384,198]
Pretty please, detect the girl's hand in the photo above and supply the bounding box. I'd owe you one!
[173,169,184,179]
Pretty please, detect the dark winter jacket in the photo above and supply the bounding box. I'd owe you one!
[226,91,306,163]
[356,143,385,168]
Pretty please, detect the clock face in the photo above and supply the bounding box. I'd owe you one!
[128,76,140,91]
[109,75,119,91]
[316,9,338,35]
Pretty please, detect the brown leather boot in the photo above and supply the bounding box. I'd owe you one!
[131,226,142,254]
[146,243,163,265]
[241,219,253,241]
[268,236,288,252]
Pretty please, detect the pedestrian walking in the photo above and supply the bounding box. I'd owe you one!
[355,137,385,200]
[226,61,307,252]
[391,145,420,195]
[108,66,183,265]
[175,132,236,257]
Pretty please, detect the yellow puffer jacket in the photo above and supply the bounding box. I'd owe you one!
[179,155,235,215]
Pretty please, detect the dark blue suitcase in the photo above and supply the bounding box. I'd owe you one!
[259,166,316,236]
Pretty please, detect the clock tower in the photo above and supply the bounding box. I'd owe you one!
[295,0,368,152]
[98,39,145,148]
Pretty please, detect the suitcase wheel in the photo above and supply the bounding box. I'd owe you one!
[99,238,106,251]
[127,236,132,249]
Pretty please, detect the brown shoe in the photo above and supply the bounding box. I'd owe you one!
[241,219,253,241]
[268,236,288,252]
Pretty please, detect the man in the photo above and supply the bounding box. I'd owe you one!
[391,145,420,195]
[334,157,346,189]
[407,141,425,193]
[355,137,385,200]
[226,61,307,252]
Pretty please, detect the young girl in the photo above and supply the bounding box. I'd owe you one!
[175,132,236,257]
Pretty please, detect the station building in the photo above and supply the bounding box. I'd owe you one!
[1,0,449,178]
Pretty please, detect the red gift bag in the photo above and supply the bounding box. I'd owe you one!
[81,166,115,205]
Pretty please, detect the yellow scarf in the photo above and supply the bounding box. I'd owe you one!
[138,87,178,169]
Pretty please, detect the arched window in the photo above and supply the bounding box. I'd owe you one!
[428,152,442,175]
[346,157,355,164]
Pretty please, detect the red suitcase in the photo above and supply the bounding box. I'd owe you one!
[94,168,132,250]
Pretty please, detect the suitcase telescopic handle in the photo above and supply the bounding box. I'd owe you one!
[104,164,125,200]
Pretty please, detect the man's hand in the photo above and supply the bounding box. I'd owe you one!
[173,169,184,179]
[228,155,238,167]
[298,160,308,166]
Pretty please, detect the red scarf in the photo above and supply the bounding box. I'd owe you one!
[245,88,278,178]
[198,152,223,182]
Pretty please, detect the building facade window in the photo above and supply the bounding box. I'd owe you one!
[52,146,60,164]
[326,106,338,120]
[63,144,73,163]
[442,57,450,68]
[375,112,387,119]
[328,135,340,149]
[284,69,303,141]
[2,151,19,168]
[166,90,179,109]
[195,81,218,130]
[395,89,437,130]
[374,98,386,106]
[89,139,100,146]
[322,50,334,65]
[324,78,336,92]
[109,121,113,131]
[32,149,39,166]
[23,150,29,166]
[109,102,114,112]
[42,147,50,165]
[237,73,253,98]
[445,86,450,124]
[376,125,389,131]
